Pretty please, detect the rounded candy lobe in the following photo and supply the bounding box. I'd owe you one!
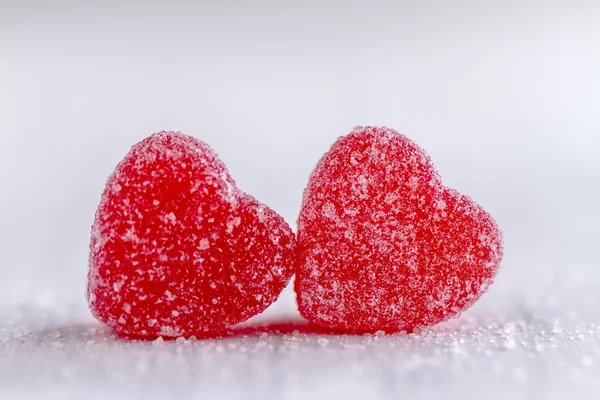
[88,131,295,338]
[295,126,503,332]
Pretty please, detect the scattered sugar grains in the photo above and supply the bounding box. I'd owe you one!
[87,131,296,338]
[295,126,503,332]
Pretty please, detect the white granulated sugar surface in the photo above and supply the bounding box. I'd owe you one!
[1,290,599,400]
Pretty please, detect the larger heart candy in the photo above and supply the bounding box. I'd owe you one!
[88,131,295,337]
[295,126,503,332]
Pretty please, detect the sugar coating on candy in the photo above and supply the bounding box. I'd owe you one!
[295,126,503,332]
[88,131,295,338]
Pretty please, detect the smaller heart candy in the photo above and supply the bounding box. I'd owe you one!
[88,131,295,338]
[295,126,503,332]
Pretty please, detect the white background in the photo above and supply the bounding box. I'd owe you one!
[1,1,599,399]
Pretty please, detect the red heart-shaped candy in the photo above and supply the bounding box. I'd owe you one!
[295,126,503,332]
[88,131,295,337]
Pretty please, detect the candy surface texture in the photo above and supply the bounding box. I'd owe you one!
[88,131,295,337]
[295,126,503,332]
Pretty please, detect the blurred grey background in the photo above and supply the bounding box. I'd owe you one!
[1,0,599,320]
